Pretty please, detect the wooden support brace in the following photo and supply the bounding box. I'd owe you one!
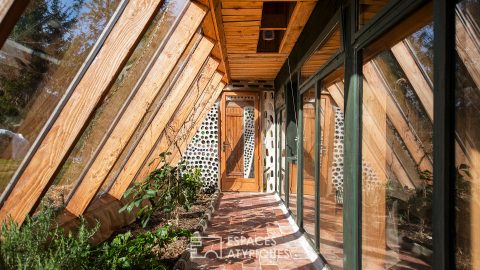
[362,63,433,172]
[168,82,225,164]
[134,73,223,181]
[391,41,434,120]
[279,1,317,53]
[456,11,480,90]
[328,82,414,189]
[0,0,165,225]
[108,57,219,199]
[65,5,210,217]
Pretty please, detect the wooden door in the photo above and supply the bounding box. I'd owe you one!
[220,92,260,191]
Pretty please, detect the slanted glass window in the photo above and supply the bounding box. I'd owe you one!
[302,86,316,240]
[361,22,434,269]
[40,0,189,207]
[299,25,341,85]
[319,76,344,269]
[0,0,122,194]
[455,1,480,269]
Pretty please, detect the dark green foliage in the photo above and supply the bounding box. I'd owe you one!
[90,225,191,270]
[0,207,97,270]
[120,152,203,228]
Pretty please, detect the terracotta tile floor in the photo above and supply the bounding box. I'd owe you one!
[190,192,322,270]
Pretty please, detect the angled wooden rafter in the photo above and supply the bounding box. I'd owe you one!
[65,5,210,217]
[168,81,225,165]
[362,62,433,172]
[67,36,213,217]
[107,57,219,200]
[0,0,166,225]
[279,1,317,53]
[391,41,433,120]
[134,73,224,182]
[199,0,230,82]
[328,82,414,189]
[456,10,480,90]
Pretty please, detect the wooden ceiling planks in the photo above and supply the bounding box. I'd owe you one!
[219,0,316,80]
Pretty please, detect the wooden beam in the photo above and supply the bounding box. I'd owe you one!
[456,11,480,89]
[168,82,225,164]
[108,58,219,199]
[362,62,433,172]
[0,0,166,225]
[66,33,213,216]
[328,82,414,189]
[279,1,317,53]
[135,73,223,181]
[391,41,433,120]
[0,0,29,47]
[199,0,230,82]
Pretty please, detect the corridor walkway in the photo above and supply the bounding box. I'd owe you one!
[190,192,323,270]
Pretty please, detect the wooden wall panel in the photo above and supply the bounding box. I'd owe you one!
[0,0,166,225]
[108,58,219,199]
[64,5,209,217]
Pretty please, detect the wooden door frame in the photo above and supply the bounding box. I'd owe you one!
[219,91,261,192]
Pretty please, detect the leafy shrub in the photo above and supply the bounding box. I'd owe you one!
[90,225,190,270]
[0,207,97,270]
[120,152,203,227]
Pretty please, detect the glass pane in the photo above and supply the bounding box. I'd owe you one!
[300,26,341,85]
[0,0,123,195]
[320,80,344,269]
[280,109,287,202]
[455,1,480,269]
[361,23,433,269]
[40,0,188,207]
[405,24,434,84]
[225,97,256,179]
[288,160,298,217]
[358,0,392,29]
[302,87,316,240]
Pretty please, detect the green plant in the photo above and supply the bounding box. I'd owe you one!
[120,152,203,227]
[90,225,190,270]
[0,207,98,270]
